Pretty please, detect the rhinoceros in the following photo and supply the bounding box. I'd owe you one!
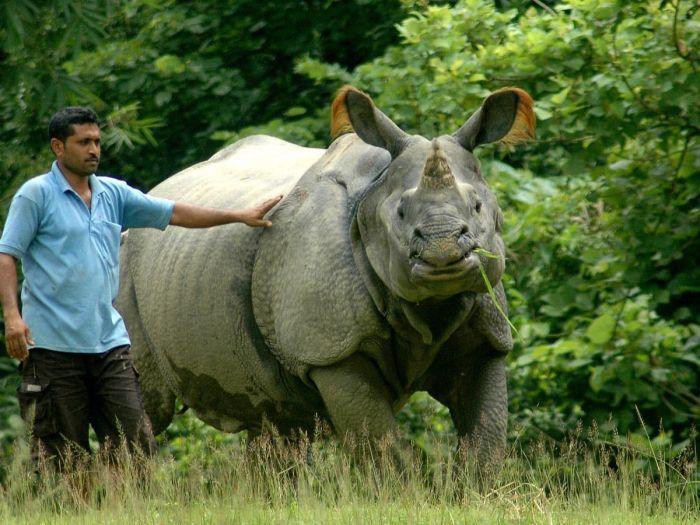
[116,86,535,460]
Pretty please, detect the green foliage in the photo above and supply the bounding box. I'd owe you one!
[211,115,328,150]
[0,360,20,479]
[484,160,700,445]
[0,1,160,191]
[157,409,241,471]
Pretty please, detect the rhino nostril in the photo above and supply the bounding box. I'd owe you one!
[413,228,425,241]
[459,225,468,237]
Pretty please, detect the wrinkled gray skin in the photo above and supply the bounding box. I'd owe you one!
[117,90,517,463]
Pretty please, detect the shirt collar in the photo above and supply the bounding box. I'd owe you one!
[50,161,106,196]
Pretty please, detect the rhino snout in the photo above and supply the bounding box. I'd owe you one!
[410,223,475,268]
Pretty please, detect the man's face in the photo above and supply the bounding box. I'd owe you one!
[51,123,101,177]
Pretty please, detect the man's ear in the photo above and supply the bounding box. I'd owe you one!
[330,85,409,159]
[453,88,535,150]
[50,138,64,157]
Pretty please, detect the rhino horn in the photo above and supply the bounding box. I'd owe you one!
[419,140,455,190]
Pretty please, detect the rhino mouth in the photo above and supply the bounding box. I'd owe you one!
[410,252,480,282]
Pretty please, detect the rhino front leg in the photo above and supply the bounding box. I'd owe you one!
[430,346,508,467]
[310,353,397,439]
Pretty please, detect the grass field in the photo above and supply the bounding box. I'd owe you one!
[0,428,697,524]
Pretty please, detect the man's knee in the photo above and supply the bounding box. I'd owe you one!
[94,347,157,454]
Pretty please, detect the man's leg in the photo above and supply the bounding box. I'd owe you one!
[18,349,91,469]
[88,345,157,458]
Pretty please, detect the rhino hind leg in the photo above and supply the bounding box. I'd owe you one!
[133,339,176,435]
[116,267,176,435]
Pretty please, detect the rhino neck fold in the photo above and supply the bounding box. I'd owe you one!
[391,294,476,349]
[390,293,476,390]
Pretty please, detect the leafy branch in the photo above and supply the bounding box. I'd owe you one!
[672,0,698,70]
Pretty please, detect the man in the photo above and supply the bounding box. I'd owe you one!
[0,107,281,466]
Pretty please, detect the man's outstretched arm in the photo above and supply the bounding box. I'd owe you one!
[169,195,283,229]
[0,254,33,360]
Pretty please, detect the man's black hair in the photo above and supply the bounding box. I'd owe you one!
[48,107,100,142]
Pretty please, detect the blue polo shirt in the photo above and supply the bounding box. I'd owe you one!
[0,161,174,353]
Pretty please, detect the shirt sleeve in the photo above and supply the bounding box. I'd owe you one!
[121,185,175,230]
[0,194,41,259]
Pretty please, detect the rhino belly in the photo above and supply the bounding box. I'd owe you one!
[124,136,325,432]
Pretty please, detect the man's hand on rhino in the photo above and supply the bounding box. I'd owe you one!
[238,194,283,228]
[169,195,283,228]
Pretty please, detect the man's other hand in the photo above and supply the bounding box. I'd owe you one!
[5,313,34,360]
[238,195,283,228]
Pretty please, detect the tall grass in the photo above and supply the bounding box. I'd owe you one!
[0,424,697,524]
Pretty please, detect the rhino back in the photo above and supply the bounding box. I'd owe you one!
[123,136,325,431]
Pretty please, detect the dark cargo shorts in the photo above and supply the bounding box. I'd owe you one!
[18,345,157,466]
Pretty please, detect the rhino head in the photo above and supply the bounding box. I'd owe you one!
[334,86,535,303]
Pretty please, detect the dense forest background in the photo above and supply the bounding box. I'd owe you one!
[0,0,698,466]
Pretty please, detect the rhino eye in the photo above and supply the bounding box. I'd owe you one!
[397,202,405,220]
[475,200,482,213]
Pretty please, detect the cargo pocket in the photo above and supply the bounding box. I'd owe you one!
[17,382,59,438]
[114,346,138,376]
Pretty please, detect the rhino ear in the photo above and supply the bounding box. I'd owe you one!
[331,85,408,158]
[453,88,535,151]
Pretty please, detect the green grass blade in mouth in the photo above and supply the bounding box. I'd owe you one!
[473,247,501,260]
[477,259,519,338]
